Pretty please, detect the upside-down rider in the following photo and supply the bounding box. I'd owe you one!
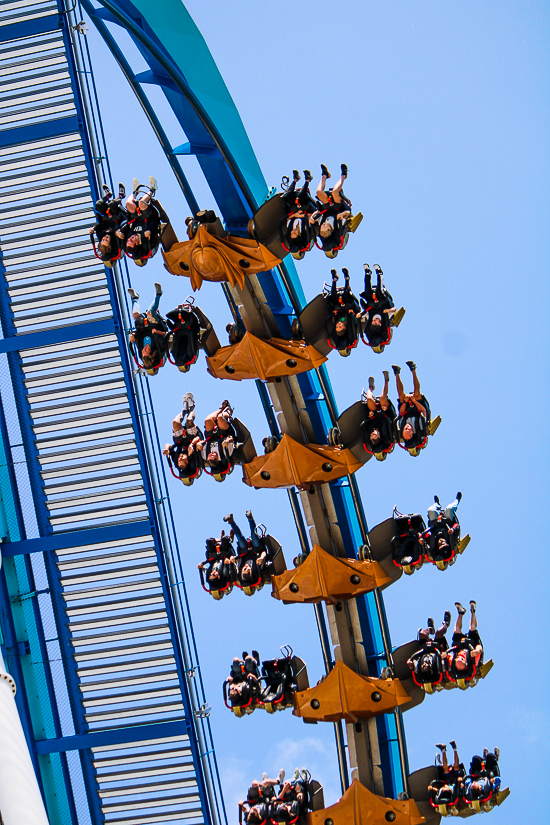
[393,361,429,452]
[446,601,483,683]
[197,529,237,590]
[407,611,452,686]
[272,770,307,822]
[222,511,272,587]
[163,394,204,485]
[89,183,127,266]
[117,176,161,266]
[361,371,395,454]
[464,750,501,802]
[199,400,238,482]
[239,772,283,825]
[360,263,397,352]
[429,741,463,807]
[313,163,351,257]
[226,650,261,704]
[325,268,361,355]
[128,284,168,374]
[279,170,317,258]
[425,493,462,563]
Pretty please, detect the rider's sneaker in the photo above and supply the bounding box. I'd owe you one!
[118,182,126,199]
[341,163,348,177]
[406,360,417,371]
[373,264,383,275]
[436,743,447,752]
[303,169,313,182]
[470,600,476,613]
[102,183,112,196]
[245,510,253,520]
[382,370,390,382]
[392,364,401,375]
[331,268,338,282]
[127,288,139,300]
[149,175,158,194]
[456,491,463,502]
[455,602,466,615]
[427,617,435,633]
[154,282,163,296]
[223,514,234,524]
[132,177,139,194]
[450,740,457,751]
[320,163,331,179]
[368,376,375,392]
[292,169,300,181]
[443,610,451,625]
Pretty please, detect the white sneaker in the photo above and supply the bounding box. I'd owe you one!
[149,175,158,193]
[132,177,139,194]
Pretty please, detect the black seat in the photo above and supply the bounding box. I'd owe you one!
[391,513,426,571]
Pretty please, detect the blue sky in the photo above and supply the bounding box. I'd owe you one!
[85,1,549,820]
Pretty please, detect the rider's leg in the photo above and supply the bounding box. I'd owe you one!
[380,370,390,410]
[246,511,262,549]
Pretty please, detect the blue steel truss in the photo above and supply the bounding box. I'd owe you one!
[0,2,225,824]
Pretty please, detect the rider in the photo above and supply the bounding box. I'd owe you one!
[226,650,261,704]
[279,169,317,257]
[393,361,429,453]
[199,401,238,481]
[198,531,237,589]
[446,601,483,682]
[128,284,168,373]
[325,268,360,355]
[464,750,501,801]
[313,163,351,256]
[407,611,452,685]
[222,511,271,585]
[359,263,396,352]
[425,493,462,563]
[117,176,161,265]
[429,741,463,806]
[361,371,395,455]
[89,183,127,266]
[163,394,203,485]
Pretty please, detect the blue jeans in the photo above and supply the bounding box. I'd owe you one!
[131,293,161,322]
[428,497,459,525]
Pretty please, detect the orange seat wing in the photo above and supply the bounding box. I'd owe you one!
[206,333,327,381]
[162,225,281,290]
[242,434,363,489]
[271,544,390,604]
[293,660,411,723]
[308,778,425,825]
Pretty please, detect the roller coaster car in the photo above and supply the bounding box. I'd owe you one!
[166,302,219,372]
[241,434,362,491]
[308,778,425,825]
[293,659,411,724]
[205,332,327,382]
[162,217,282,291]
[259,647,309,714]
[396,395,442,457]
[234,534,287,597]
[424,517,471,571]
[270,543,390,605]
[408,762,510,820]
